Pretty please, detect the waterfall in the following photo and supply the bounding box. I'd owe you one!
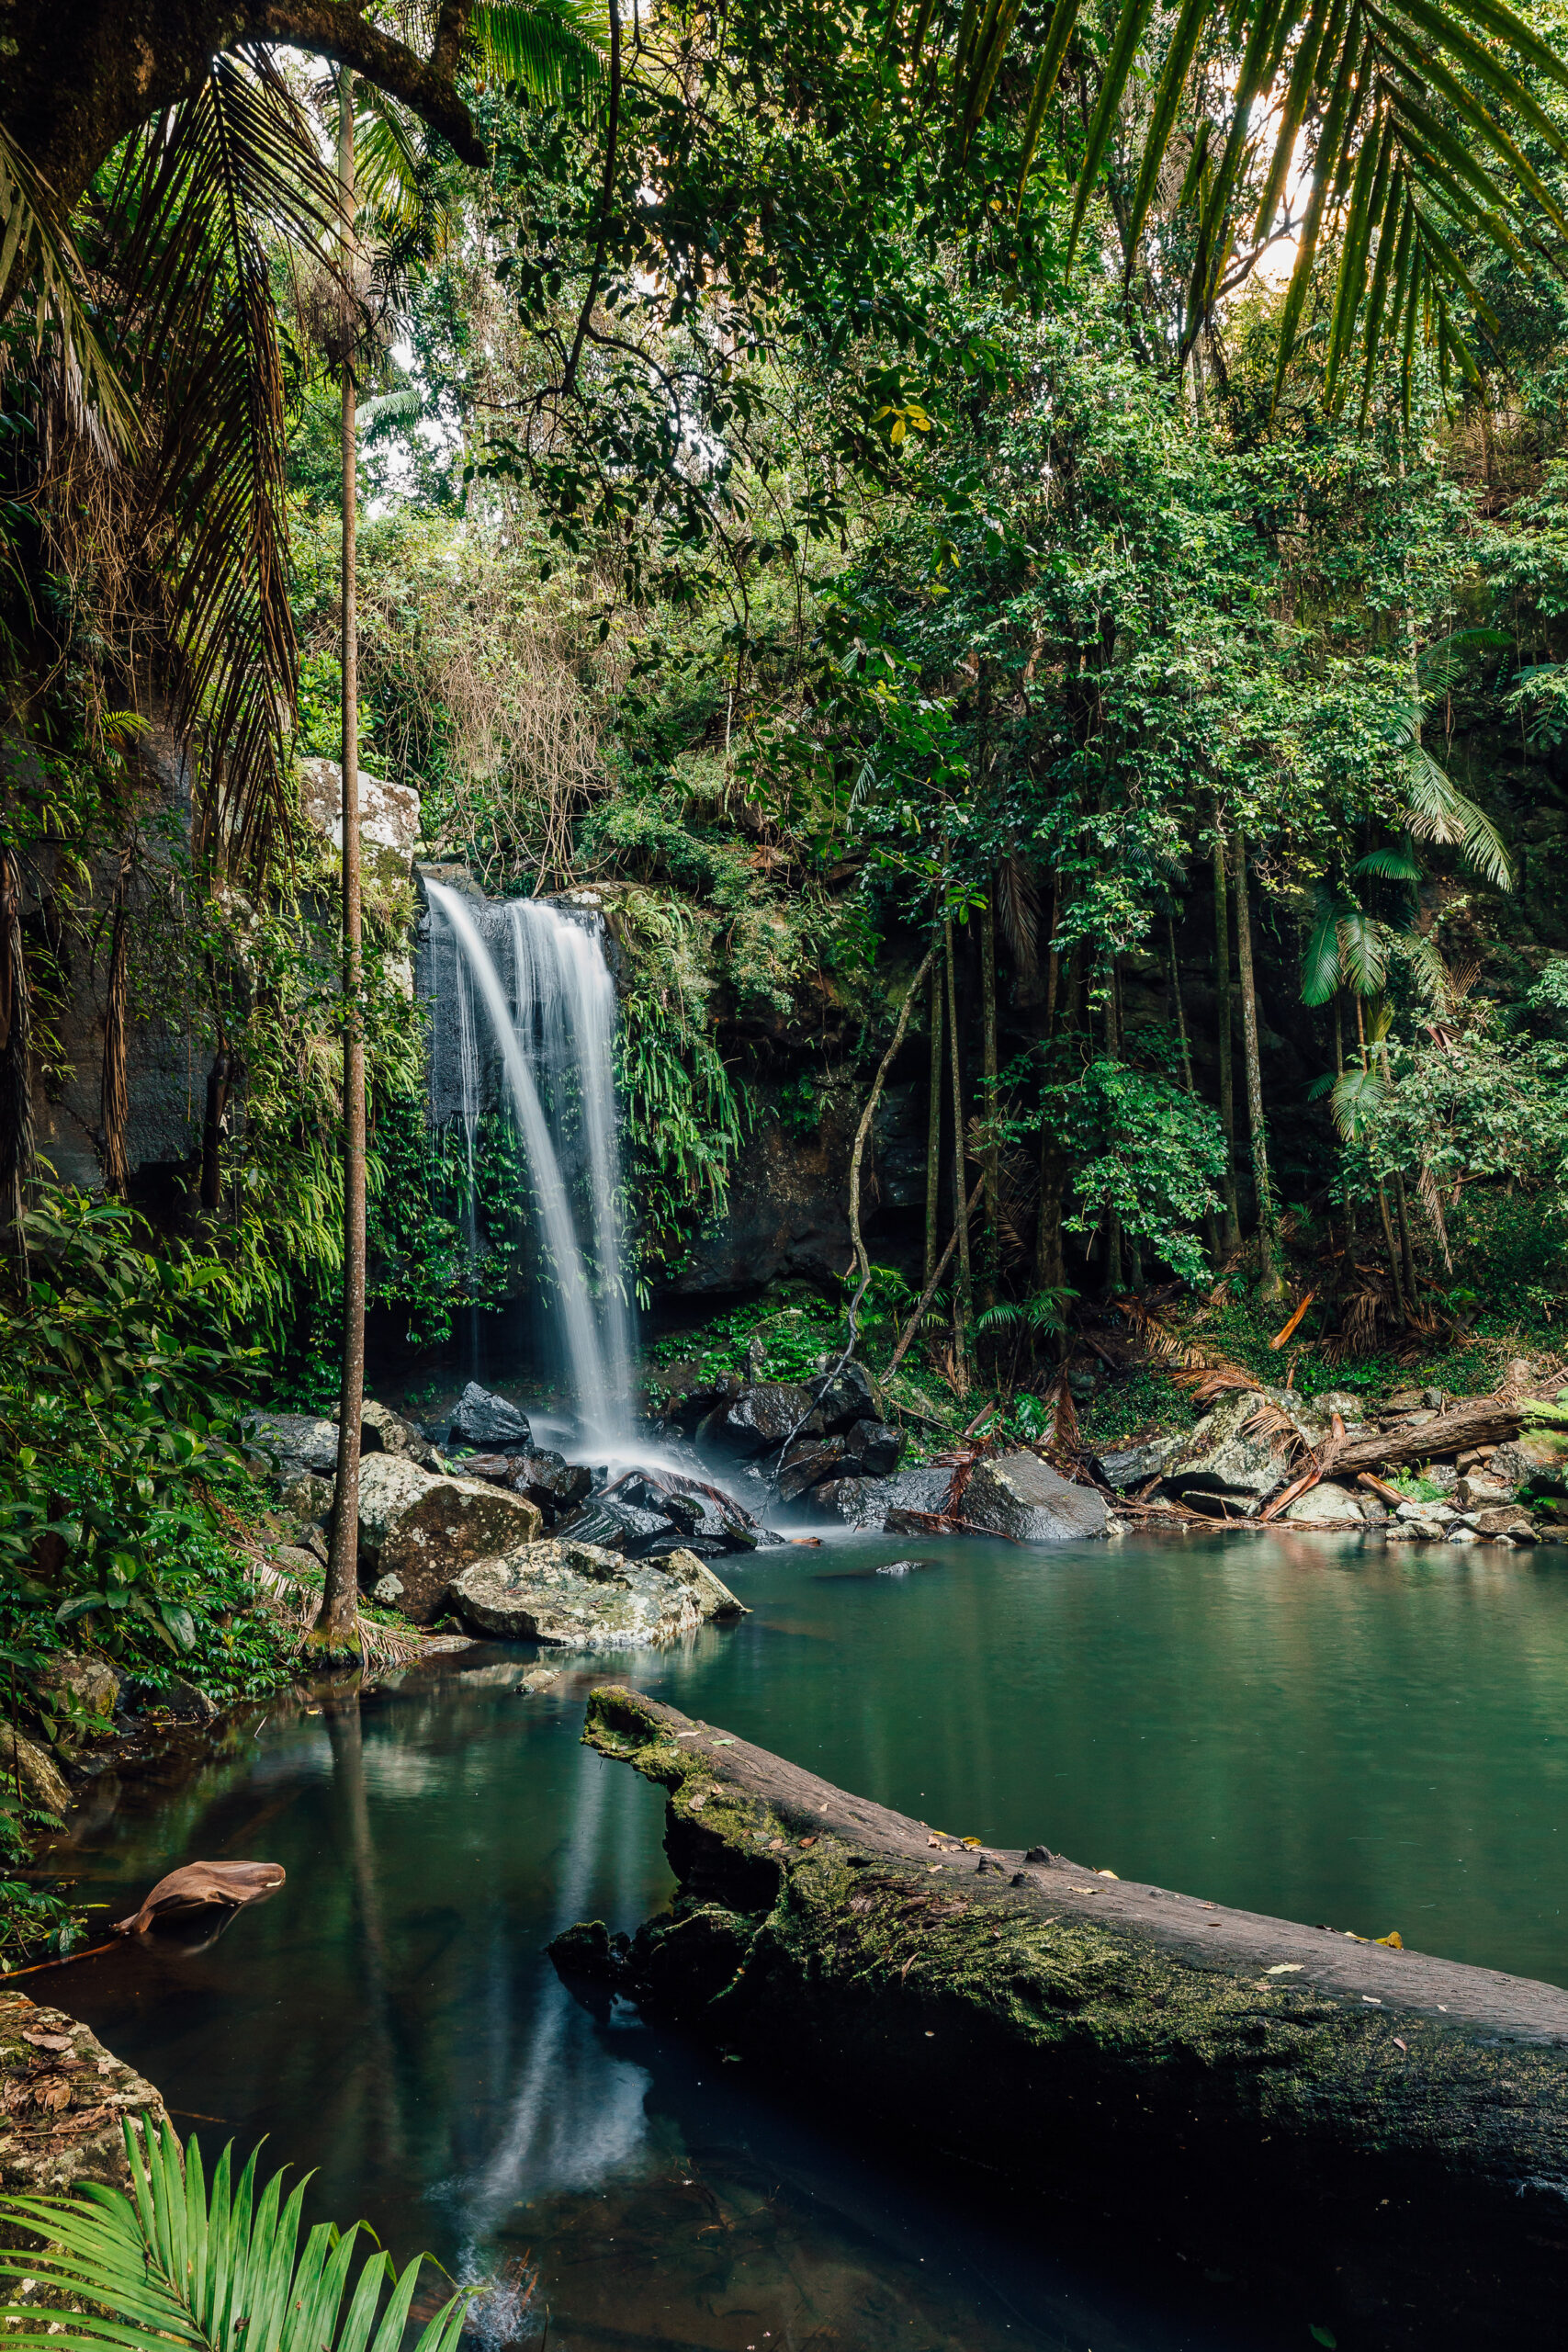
[424,881,633,1444]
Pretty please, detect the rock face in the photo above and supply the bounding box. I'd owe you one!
[842,1419,903,1476]
[1093,1433,1184,1490]
[450,1382,533,1452]
[356,1455,544,1623]
[447,1540,745,1645]
[961,1453,1108,1544]
[0,1994,169,2205]
[298,755,421,880]
[776,1437,846,1503]
[554,1468,773,1560]
[811,1463,954,1531]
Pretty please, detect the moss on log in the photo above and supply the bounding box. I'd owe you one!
[575,1683,1568,2351]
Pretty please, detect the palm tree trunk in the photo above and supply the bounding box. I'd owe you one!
[1231,830,1282,1302]
[0,847,32,1288]
[99,852,131,1199]
[944,918,973,1381]
[924,954,943,1287]
[979,883,998,1308]
[1168,909,1217,1261]
[1212,827,1242,1252]
[321,69,364,1659]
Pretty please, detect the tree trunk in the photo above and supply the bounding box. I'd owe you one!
[99,857,132,1200]
[320,72,363,1660]
[943,920,973,1379]
[579,1683,1568,2352]
[1231,831,1282,1302]
[978,884,998,1310]
[924,955,943,1288]
[199,1050,231,1212]
[1101,960,1124,1295]
[0,848,32,1287]
[1212,828,1242,1252]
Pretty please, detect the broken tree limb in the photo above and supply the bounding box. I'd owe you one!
[1319,1396,1535,1481]
[569,1686,1568,2352]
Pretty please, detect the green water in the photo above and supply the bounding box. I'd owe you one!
[40,1528,1568,2350]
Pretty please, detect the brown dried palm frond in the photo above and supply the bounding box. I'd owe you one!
[995,855,1039,977]
[91,52,344,874]
[246,1555,420,1675]
[1321,1271,1394,1362]
[1178,1364,1265,1402]
[1240,1400,1309,1464]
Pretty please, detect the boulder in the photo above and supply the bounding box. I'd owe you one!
[0,1726,70,1816]
[1093,1433,1184,1491]
[702,1382,821,1458]
[1161,1390,1309,1508]
[122,1675,216,1723]
[776,1436,847,1502]
[357,1455,544,1623]
[1461,1506,1539,1544]
[552,1493,677,1555]
[455,1454,515,1485]
[961,1453,1108,1544]
[809,1361,879,1432]
[1489,1434,1568,1497]
[842,1419,903,1477]
[246,1411,340,1477]
[810,1463,955,1532]
[1282,1480,1373,1526]
[449,1382,533,1452]
[447,1540,745,1646]
[298,755,421,881]
[0,1994,169,2204]
[277,1470,334,1531]
[507,1448,592,1520]
[357,1399,442,1470]
[1397,1498,1456,1525]
[35,1656,120,1731]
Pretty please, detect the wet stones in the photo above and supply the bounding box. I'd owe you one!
[446,1539,746,1646]
[449,1381,533,1452]
[961,1453,1108,1544]
[701,1381,823,1458]
[841,1419,903,1476]
[355,1456,544,1623]
[506,1448,593,1522]
[775,1436,847,1502]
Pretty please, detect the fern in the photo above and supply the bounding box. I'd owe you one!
[0,2120,473,2352]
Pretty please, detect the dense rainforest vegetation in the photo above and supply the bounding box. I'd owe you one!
[3,0,1568,1939]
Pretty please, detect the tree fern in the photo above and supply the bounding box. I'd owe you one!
[0,2120,473,2352]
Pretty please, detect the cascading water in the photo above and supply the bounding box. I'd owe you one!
[423,880,633,1446]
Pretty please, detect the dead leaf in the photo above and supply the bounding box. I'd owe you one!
[798,1837,817,1848]
[1393,2038,1408,2053]
[32,2075,71,2112]
[115,1860,286,1938]
[52,2104,110,2136]
[1374,1929,1404,1949]
[1265,1963,1303,1975]
[20,2032,73,2052]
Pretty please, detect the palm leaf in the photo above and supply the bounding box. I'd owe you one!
[468,0,609,99]
[1300,886,1345,1005]
[95,51,344,872]
[1336,905,1388,998]
[0,124,135,450]
[1330,1062,1387,1143]
[0,2119,474,2352]
[1398,731,1512,888]
[1416,627,1512,693]
[1351,840,1421,881]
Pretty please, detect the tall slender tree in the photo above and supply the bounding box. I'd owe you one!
[319,68,365,1658]
[1231,831,1282,1303]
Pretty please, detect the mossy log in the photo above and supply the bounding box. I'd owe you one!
[574,1684,1568,2351]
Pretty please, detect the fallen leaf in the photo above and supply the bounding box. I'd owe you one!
[1374,1929,1404,1949]
[1069,1885,1101,1894]
[1097,1869,1120,1880]
[1361,1996,1382,2006]
[20,2032,73,2052]
[1309,2328,1337,2348]
[1393,2038,1408,2052]
[961,1838,982,1849]
[1265,1964,1303,1975]
[32,2076,72,2112]
[798,1837,817,1848]
[115,1860,286,1938]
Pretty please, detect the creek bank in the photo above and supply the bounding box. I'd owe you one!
[0,1994,167,2211]
[562,1684,1568,2352]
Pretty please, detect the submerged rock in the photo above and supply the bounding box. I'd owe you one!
[961,1453,1108,1544]
[449,1382,533,1452]
[357,1455,544,1623]
[447,1539,746,1646]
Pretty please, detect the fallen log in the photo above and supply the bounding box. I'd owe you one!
[1319,1396,1534,1480]
[570,1685,1568,2352]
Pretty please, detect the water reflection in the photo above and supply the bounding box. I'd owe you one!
[42,1525,1568,2349]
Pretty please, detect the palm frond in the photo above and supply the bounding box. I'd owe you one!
[0,2119,475,2352]
[1400,736,1512,888]
[1336,905,1388,998]
[96,51,344,872]
[1330,1062,1387,1142]
[468,0,609,98]
[1351,839,1421,882]
[1300,886,1344,1005]
[994,854,1039,976]
[0,124,135,451]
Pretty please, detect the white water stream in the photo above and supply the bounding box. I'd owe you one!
[424,881,633,1447]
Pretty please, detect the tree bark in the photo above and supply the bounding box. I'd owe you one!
[848,948,935,1299]
[99,869,131,1200]
[199,1050,232,1214]
[924,956,944,1288]
[886,1173,987,1380]
[0,848,33,1287]
[1231,830,1282,1302]
[1320,1396,1536,1480]
[0,0,485,215]
[978,886,998,1309]
[1101,959,1124,1295]
[320,73,363,1660]
[1212,828,1242,1252]
[943,920,974,1379]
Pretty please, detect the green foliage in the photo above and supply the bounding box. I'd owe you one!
[0,1192,298,1707]
[0,2119,474,2352]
